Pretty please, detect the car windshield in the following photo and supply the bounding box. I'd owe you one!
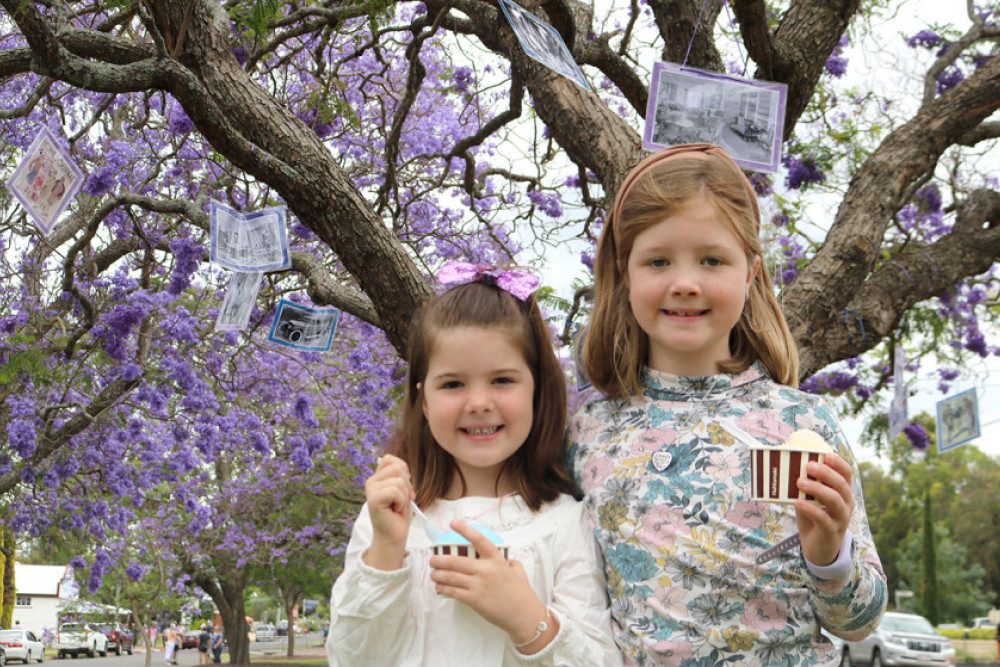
[60,624,81,631]
[882,615,938,634]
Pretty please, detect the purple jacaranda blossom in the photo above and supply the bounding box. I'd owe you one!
[167,104,195,134]
[964,327,988,356]
[581,251,594,272]
[903,423,929,450]
[168,237,202,295]
[527,190,563,218]
[825,37,849,78]
[293,395,320,427]
[8,418,36,458]
[940,368,960,381]
[70,556,87,569]
[749,172,773,197]
[232,45,249,65]
[126,563,147,582]
[915,184,942,213]
[782,154,826,190]
[94,303,146,360]
[937,66,965,94]
[906,30,942,48]
[800,369,859,395]
[452,66,474,93]
[82,166,116,197]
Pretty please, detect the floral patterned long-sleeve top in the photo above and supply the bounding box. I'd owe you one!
[567,363,887,666]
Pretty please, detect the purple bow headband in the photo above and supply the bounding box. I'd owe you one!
[437,261,541,301]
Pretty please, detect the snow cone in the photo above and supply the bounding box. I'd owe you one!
[749,430,833,505]
[432,522,509,560]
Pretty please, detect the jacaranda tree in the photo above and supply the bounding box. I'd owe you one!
[2,0,999,660]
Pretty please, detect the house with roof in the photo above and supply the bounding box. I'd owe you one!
[12,562,78,635]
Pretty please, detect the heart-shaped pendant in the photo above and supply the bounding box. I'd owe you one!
[651,450,673,472]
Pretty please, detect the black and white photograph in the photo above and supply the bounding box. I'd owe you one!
[216,271,262,331]
[210,199,291,272]
[644,62,787,173]
[888,344,908,439]
[498,0,590,91]
[267,299,340,352]
[5,127,85,235]
[936,388,980,452]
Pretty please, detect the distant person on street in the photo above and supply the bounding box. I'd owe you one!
[211,626,224,664]
[163,625,178,666]
[198,625,210,665]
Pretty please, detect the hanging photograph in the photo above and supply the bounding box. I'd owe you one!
[888,344,908,440]
[267,299,340,352]
[210,200,291,272]
[498,0,590,91]
[215,271,263,332]
[5,127,85,235]
[936,388,980,452]
[644,62,787,172]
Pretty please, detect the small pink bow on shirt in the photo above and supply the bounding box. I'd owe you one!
[437,261,541,301]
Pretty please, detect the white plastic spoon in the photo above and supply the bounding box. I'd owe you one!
[411,501,446,541]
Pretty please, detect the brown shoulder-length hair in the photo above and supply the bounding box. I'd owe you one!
[583,146,799,398]
[386,281,573,511]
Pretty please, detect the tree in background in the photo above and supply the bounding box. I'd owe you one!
[1,0,1000,657]
[0,524,12,628]
[857,461,911,606]
[896,523,991,625]
[860,412,1000,621]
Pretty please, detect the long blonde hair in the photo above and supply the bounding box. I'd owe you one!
[583,144,798,398]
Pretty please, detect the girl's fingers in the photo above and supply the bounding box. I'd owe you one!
[448,520,504,559]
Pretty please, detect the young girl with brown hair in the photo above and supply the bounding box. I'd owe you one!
[569,144,886,665]
[328,263,619,666]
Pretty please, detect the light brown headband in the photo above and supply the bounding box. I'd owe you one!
[610,143,760,234]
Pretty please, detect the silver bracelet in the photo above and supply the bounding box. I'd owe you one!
[513,608,551,649]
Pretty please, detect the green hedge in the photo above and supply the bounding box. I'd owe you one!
[938,627,996,640]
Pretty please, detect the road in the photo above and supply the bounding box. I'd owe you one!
[35,633,325,667]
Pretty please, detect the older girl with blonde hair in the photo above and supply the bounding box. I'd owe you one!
[570,144,886,665]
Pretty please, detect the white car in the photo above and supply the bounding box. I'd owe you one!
[839,611,956,667]
[0,629,44,664]
[52,622,107,659]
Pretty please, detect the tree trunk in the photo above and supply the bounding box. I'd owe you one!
[283,596,297,658]
[921,485,939,624]
[190,571,250,665]
[129,608,152,667]
[0,526,13,629]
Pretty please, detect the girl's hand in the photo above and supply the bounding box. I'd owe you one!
[363,454,413,570]
[795,452,855,566]
[430,520,559,654]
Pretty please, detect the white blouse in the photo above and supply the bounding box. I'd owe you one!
[327,493,621,666]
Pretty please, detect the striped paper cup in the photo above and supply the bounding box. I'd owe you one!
[431,543,510,560]
[749,445,828,505]
[431,522,509,560]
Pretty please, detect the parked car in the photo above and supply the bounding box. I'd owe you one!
[839,611,956,666]
[971,617,994,629]
[0,629,44,663]
[253,624,276,642]
[53,622,108,659]
[180,629,200,650]
[97,622,133,656]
